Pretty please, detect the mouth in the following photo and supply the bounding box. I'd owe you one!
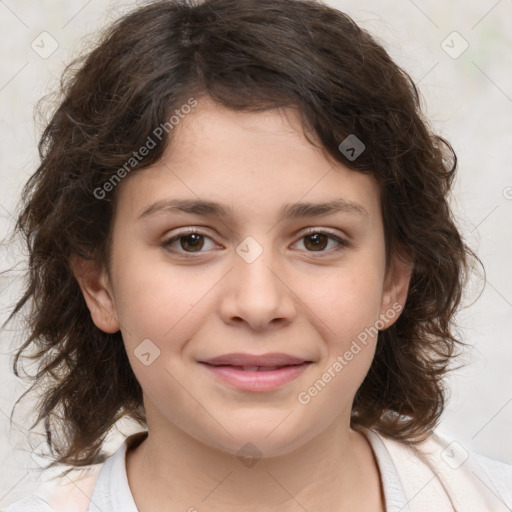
[198,355,313,391]
[199,352,312,367]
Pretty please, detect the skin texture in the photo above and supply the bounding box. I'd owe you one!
[73,96,412,511]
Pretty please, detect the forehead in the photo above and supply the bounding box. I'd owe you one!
[114,97,381,226]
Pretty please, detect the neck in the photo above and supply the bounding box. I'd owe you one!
[126,409,384,511]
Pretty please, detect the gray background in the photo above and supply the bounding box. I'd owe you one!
[1,0,511,506]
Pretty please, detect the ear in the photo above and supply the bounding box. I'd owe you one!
[378,250,413,330]
[69,255,120,334]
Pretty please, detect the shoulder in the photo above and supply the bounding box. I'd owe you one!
[366,427,512,510]
[470,448,512,502]
[3,464,103,512]
[3,431,146,512]
[3,494,54,512]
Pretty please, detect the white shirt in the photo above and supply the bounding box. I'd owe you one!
[3,428,512,511]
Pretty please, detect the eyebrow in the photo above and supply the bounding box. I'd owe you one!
[137,197,369,222]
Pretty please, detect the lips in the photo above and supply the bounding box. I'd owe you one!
[199,353,313,391]
[199,352,310,370]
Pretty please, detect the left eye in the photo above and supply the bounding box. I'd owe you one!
[291,231,349,252]
[161,229,348,255]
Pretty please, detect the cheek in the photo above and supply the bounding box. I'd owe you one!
[297,262,384,339]
[112,249,211,342]
[295,268,382,414]
[291,254,385,391]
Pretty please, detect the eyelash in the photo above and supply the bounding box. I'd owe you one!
[160,227,350,258]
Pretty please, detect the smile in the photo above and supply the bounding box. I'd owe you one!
[199,362,312,391]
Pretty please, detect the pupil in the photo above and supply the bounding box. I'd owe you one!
[181,234,204,252]
[305,233,327,251]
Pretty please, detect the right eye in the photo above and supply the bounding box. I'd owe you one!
[161,229,220,255]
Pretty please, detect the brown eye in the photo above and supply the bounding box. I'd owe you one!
[291,230,350,254]
[179,233,204,252]
[161,230,217,255]
[303,233,329,251]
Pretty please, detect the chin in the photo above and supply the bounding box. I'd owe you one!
[196,422,313,461]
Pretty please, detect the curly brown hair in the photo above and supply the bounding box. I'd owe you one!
[3,0,480,469]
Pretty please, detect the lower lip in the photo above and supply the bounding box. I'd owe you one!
[200,363,312,392]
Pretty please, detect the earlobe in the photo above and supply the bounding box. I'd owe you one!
[69,255,120,334]
[379,252,413,328]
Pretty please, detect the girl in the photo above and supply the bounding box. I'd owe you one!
[3,0,511,510]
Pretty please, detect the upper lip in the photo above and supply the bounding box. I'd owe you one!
[200,353,310,367]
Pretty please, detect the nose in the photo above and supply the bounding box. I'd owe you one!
[218,242,297,331]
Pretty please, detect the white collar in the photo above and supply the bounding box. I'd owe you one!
[85,427,512,512]
[87,428,405,511]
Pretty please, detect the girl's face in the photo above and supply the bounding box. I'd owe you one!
[77,96,411,458]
